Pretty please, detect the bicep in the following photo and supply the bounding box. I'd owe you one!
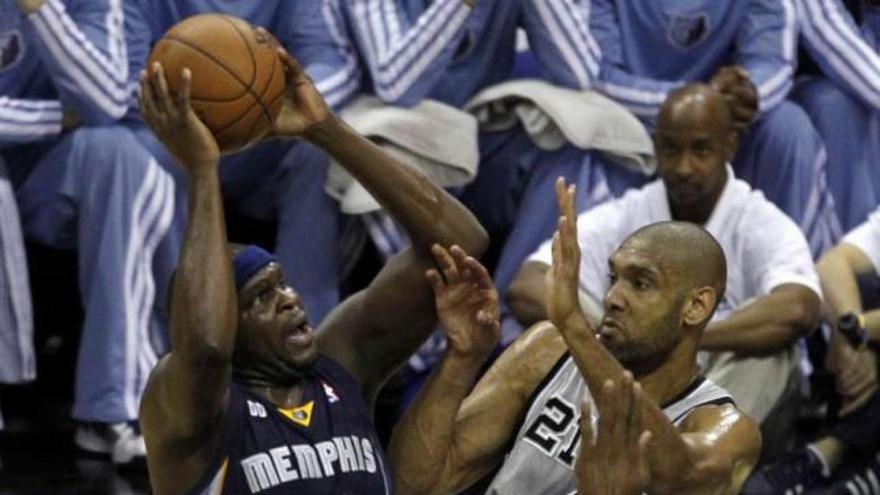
[140,352,231,445]
[435,325,567,492]
[434,366,528,492]
[677,406,761,495]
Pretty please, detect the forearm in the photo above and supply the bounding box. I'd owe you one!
[701,290,818,355]
[507,263,550,327]
[389,352,484,495]
[819,254,865,319]
[556,315,697,494]
[0,97,63,145]
[866,310,880,342]
[305,117,487,255]
[346,0,472,105]
[24,0,133,123]
[170,164,237,358]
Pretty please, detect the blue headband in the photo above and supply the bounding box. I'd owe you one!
[233,245,278,290]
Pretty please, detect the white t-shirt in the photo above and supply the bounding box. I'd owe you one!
[530,166,820,317]
[843,206,880,274]
[528,166,821,422]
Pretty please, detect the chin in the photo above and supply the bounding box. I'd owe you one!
[284,344,319,372]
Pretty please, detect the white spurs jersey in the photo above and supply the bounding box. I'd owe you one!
[485,354,734,495]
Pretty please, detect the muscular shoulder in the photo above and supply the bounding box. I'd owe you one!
[491,322,569,400]
[677,403,761,492]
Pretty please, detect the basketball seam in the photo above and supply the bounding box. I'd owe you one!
[218,15,275,125]
[162,35,272,124]
[244,70,286,143]
[217,15,257,88]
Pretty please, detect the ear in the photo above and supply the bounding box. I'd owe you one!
[681,286,717,327]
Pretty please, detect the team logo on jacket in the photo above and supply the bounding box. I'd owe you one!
[0,30,23,72]
[667,13,710,49]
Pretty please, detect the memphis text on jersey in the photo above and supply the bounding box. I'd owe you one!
[240,434,378,493]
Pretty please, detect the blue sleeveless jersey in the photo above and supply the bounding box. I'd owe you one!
[186,356,392,495]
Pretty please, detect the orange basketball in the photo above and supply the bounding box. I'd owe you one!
[147,14,286,153]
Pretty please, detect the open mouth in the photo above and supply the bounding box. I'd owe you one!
[282,309,313,347]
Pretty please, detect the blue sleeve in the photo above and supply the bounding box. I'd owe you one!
[519,0,600,89]
[285,0,362,111]
[734,0,798,112]
[22,0,138,124]
[342,0,473,106]
[797,0,880,112]
[0,97,63,148]
[586,0,684,120]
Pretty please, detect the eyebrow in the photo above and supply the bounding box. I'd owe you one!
[609,257,662,280]
[240,265,282,301]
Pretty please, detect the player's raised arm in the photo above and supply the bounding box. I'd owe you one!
[388,245,501,494]
[576,374,652,495]
[268,48,489,399]
[548,178,760,495]
[137,63,237,472]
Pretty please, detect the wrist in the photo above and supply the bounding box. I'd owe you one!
[184,157,220,177]
[838,312,869,348]
[302,114,344,145]
[446,347,490,368]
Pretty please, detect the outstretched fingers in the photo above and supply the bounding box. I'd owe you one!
[430,244,461,285]
[276,46,307,82]
[425,268,446,296]
[150,62,174,115]
[138,70,157,123]
[177,68,192,112]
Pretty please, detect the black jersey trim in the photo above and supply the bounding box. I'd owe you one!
[670,397,736,425]
[505,351,572,454]
[660,375,707,409]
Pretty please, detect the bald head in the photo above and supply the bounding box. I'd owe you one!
[657,84,733,137]
[622,221,727,304]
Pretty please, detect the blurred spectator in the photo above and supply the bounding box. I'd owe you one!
[580,0,842,257]
[791,0,880,231]
[743,205,880,495]
[0,0,172,464]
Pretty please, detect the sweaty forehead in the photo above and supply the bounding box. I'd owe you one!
[610,239,671,278]
[240,262,283,297]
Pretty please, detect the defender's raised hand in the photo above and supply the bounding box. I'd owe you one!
[139,63,219,170]
[548,177,584,330]
[577,372,652,495]
[427,244,500,361]
[269,45,332,139]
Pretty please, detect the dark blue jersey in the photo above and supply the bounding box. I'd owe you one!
[186,355,392,495]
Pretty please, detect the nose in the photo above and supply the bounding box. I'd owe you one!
[277,285,301,313]
[674,157,696,181]
[603,281,626,314]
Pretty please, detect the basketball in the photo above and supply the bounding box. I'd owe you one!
[147,14,287,152]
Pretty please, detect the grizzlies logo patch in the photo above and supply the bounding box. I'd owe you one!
[0,30,23,72]
[667,13,711,49]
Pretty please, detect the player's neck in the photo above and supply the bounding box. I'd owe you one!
[634,342,700,408]
[255,384,308,409]
[234,366,310,407]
